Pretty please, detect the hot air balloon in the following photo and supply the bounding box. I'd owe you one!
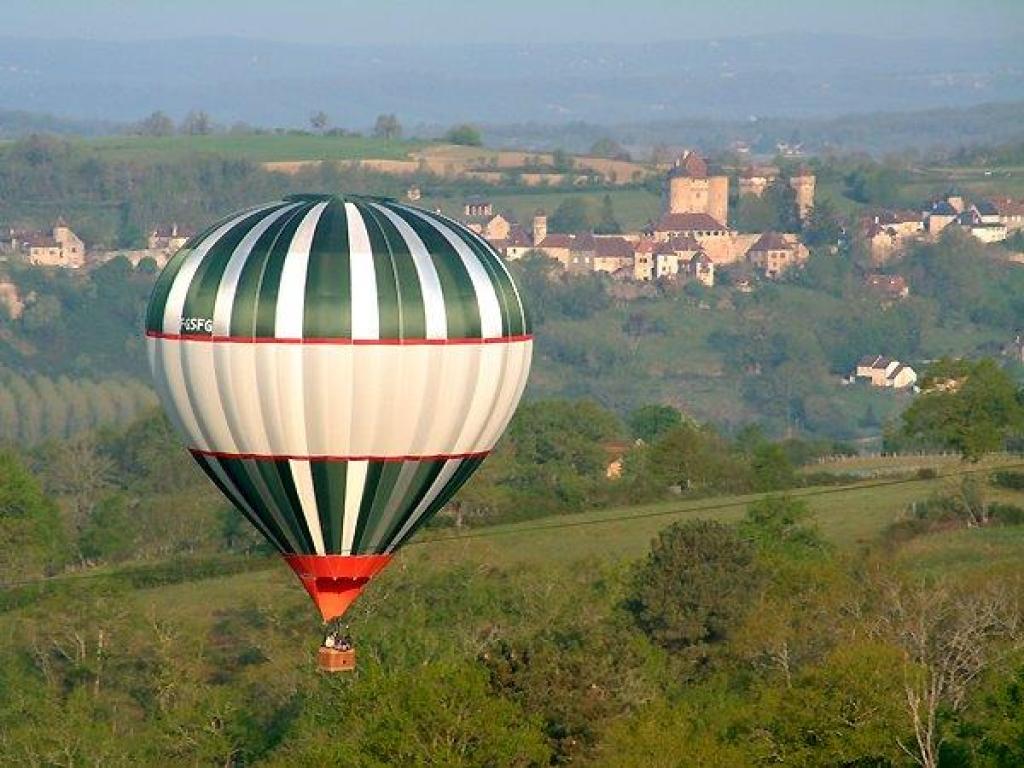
[145,194,532,669]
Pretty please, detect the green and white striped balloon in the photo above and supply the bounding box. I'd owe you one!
[145,194,532,565]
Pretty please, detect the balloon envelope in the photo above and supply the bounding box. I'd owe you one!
[145,194,532,619]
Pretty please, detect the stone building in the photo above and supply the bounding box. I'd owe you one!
[746,232,808,278]
[14,219,86,268]
[666,151,729,226]
[788,166,816,222]
[148,223,193,253]
[688,251,715,287]
[737,166,777,198]
[463,198,493,217]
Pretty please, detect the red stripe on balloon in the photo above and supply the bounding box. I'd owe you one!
[145,330,532,345]
[190,448,491,463]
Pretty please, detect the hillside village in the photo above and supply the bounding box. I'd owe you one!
[2,147,1023,392]
[461,151,814,288]
[459,150,1024,291]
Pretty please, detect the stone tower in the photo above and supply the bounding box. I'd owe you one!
[789,167,816,222]
[532,209,548,246]
[707,176,729,227]
[667,151,729,225]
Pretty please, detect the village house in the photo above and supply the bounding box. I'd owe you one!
[737,166,777,198]
[862,222,899,263]
[688,251,715,287]
[490,226,533,260]
[957,208,1007,243]
[854,355,917,389]
[148,223,194,253]
[591,236,635,274]
[602,439,644,479]
[988,197,1024,233]
[924,200,959,235]
[746,232,808,278]
[8,219,86,268]
[631,235,701,281]
[468,211,512,242]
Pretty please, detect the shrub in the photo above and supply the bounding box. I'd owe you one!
[991,470,1024,490]
[628,520,760,654]
[990,503,1024,526]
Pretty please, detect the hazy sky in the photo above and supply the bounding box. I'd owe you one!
[5,0,1023,44]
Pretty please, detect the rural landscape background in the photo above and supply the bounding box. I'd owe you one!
[4,1,1024,766]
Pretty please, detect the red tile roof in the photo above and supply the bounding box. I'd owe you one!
[667,151,708,179]
[594,236,634,258]
[749,231,793,251]
[666,234,701,250]
[537,234,573,248]
[655,212,726,232]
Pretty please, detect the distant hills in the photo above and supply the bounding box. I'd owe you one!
[0,33,1022,155]
[0,33,1021,128]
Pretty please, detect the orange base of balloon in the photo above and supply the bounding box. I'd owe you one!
[284,554,392,622]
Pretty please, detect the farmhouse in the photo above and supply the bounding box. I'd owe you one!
[854,355,917,389]
[8,219,86,268]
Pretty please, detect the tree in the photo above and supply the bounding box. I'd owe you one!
[36,434,114,555]
[733,193,777,233]
[874,579,1024,768]
[443,123,483,146]
[309,111,329,133]
[749,444,797,491]
[594,194,622,234]
[137,110,175,137]
[0,451,68,578]
[180,110,212,135]
[629,519,760,654]
[900,358,1024,462]
[373,113,402,141]
[738,495,827,558]
[767,642,909,766]
[589,137,630,161]
[802,197,843,247]
[270,661,550,766]
[765,177,800,233]
[78,493,136,562]
[551,148,574,172]
[21,294,62,337]
[628,404,683,443]
[633,423,751,496]
[549,197,593,233]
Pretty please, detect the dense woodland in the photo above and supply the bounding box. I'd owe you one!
[4,363,1024,766]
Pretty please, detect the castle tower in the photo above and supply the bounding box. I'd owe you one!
[707,175,729,227]
[667,151,729,225]
[789,167,816,222]
[532,209,547,246]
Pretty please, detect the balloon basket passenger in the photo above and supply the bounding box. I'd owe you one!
[319,622,356,672]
